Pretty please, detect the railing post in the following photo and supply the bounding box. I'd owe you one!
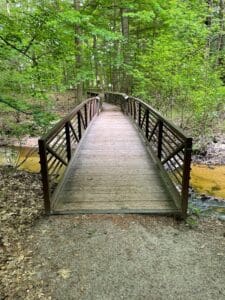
[78,111,82,140]
[91,100,94,118]
[94,98,97,115]
[98,97,102,115]
[127,98,130,115]
[89,101,92,120]
[38,139,51,215]
[84,103,88,128]
[138,103,141,127]
[157,120,163,160]
[124,95,129,114]
[181,137,192,218]
[130,98,133,116]
[133,101,136,121]
[146,109,149,139]
[92,99,95,116]
[65,122,71,162]
[96,97,100,115]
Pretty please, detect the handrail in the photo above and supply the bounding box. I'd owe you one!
[38,96,100,214]
[105,92,192,218]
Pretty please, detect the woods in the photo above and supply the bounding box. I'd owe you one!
[1,2,225,299]
[0,0,225,139]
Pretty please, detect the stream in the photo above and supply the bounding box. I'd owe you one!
[0,146,40,173]
[0,146,224,219]
[190,165,225,220]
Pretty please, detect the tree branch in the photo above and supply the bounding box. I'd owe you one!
[0,97,32,115]
[0,35,33,61]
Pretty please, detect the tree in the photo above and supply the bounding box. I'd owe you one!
[0,0,224,140]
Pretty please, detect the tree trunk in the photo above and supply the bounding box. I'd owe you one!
[6,0,10,16]
[111,1,119,91]
[120,8,130,93]
[74,0,83,103]
[93,36,99,87]
[217,0,225,55]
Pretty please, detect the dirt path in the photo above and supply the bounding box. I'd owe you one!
[1,167,225,300]
[2,214,225,300]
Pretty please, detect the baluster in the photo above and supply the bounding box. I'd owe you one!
[146,109,149,139]
[97,97,100,115]
[89,100,92,120]
[157,120,163,160]
[78,111,82,140]
[38,139,51,214]
[94,98,96,115]
[133,101,137,121]
[65,122,71,162]
[138,103,141,127]
[130,99,133,116]
[84,103,88,128]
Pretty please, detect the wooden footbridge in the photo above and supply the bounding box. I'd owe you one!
[38,92,192,218]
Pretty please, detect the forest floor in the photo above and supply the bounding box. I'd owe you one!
[1,166,225,300]
[1,95,225,299]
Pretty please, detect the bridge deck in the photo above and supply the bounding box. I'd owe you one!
[53,103,178,214]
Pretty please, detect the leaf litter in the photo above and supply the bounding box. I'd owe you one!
[0,166,45,299]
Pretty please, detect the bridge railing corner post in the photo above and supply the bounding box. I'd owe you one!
[181,137,192,217]
[38,138,51,215]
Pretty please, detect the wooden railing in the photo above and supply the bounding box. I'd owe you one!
[38,96,100,214]
[105,92,192,217]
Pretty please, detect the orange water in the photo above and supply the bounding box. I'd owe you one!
[0,146,40,173]
[191,164,225,199]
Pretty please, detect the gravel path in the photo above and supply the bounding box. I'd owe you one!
[3,214,225,300]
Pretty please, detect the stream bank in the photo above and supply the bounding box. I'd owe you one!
[0,166,44,299]
[0,134,224,219]
[189,134,225,219]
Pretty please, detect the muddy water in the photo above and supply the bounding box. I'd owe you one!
[189,164,225,218]
[191,165,225,199]
[0,146,40,173]
[1,146,225,202]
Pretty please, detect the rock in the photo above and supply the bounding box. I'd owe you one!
[213,137,218,143]
[200,194,211,201]
[218,215,225,222]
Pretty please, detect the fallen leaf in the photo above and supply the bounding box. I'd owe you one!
[57,268,71,279]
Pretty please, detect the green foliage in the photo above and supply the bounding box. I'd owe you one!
[188,203,202,217]
[186,216,199,229]
[0,0,224,138]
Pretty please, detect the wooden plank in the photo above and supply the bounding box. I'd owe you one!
[65,177,165,188]
[55,200,177,212]
[57,192,171,203]
[65,168,159,176]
